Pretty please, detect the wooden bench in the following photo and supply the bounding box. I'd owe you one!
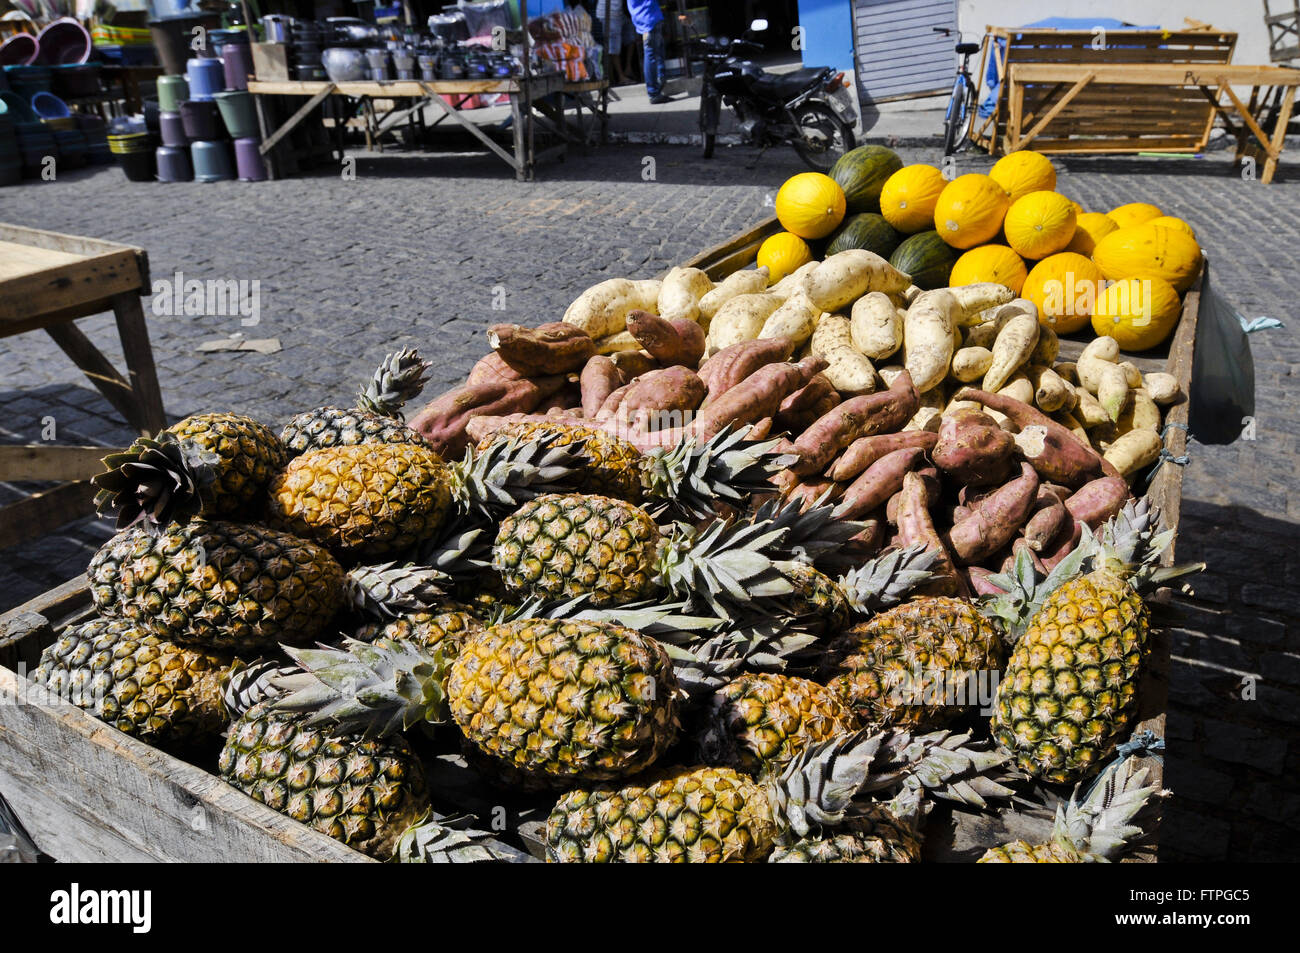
[971,28,1237,156]
[0,225,165,549]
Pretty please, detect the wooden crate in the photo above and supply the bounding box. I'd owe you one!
[0,221,1200,863]
[970,28,1236,155]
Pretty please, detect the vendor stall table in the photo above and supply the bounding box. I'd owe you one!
[248,72,567,181]
[0,224,164,549]
[1002,63,1300,181]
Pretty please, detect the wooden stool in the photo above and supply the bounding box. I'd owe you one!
[0,224,166,549]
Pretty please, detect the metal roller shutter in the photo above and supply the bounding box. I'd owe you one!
[853,0,957,101]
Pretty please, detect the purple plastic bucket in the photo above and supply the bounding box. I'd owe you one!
[233,136,266,181]
[159,110,187,148]
[178,99,219,140]
[222,42,253,91]
[36,18,92,66]
[0,33,39,67]
[156,144,193,182]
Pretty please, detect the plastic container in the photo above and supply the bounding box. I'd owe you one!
[179,99,220,140]
[0,33,39,67]
[117,148,155,181]
[51,63,102,99]
[233,136,266,181]
[156,74,189,113]
[221,41,254,91]
[107,131,154,154]
[213,90,257,139]
[159,110,187,147]
[30,91,71,120]
[190,139,234,182]
[186,57,224,100]
[155,144,193,182]
[36,19,92,65]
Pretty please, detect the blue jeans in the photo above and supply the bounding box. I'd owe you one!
[643,22,665,97]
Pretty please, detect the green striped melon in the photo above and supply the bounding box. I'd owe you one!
[829,145,905,214]
[825,213,902,258]
[889,230,958,291]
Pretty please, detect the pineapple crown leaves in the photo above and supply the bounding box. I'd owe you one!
[548,596,726,643]
[344,562,448,620]
[393,811,533,864]
[220,659,303,721]
[893,731,1023,809]
[1053,745,1169,861]
[448,432,589,521]
[767,729,886,843]
[838,545,941,616]
[414,526,492,583]
[272,637,452,738]
[655,517,794,620]
[639,425,798,520]
[91,433,219,531]
[751,491,875,572]
[355,348,431,420]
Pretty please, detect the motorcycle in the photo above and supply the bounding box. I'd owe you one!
[697,19,857,170]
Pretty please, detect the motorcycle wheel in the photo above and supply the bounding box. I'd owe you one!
[790,100,852,171]
[700,91,720,159]
[792,101,855,172]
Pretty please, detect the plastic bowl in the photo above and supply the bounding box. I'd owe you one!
[0,33,38,67]
[36,18,92,66]
[30,91,71,120]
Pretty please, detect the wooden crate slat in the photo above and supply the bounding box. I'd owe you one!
[0,445,110,482]
[0,480,97,551]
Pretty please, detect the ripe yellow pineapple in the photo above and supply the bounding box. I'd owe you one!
[480,421,643,500]
[769,794,924,863]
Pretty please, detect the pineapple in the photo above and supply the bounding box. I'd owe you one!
[87,520,345,653]
[986,499,1200,783]
[480,422,642,501]
[394,813,532,864]
[353,607,483,653]
[266,443,453,561]
[491,494,793,616]
[219,702,430,859]
[280,349,432,457]
[32,618,231,745]
[979,750,1167,862]
[769,792,925,863]
[823,597,1003,731]
[92,412,286,527]
[545,728,1013,863]
[696,672,858,774]
[273,618,685,786]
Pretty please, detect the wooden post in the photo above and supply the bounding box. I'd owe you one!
[521,0,533,182]
[1263,84,1296,183]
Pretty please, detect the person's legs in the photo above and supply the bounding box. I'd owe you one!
[644,22,666,99]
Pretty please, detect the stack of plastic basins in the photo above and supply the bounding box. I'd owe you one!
[184,55,232,181]
[214,32,264,182]
[2,90,55,179]
[156,73,191,181]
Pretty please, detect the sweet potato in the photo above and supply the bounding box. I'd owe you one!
[967,566,1007,597]
[955,387,1112,486]
[563,278,661,339]
[932,409,1015,486]
[790,370,920,476]
[467,351,528,387]
[903,289,958,395]
[768,261,819,299]
[690,361,807,442]
[850,292,904,360]
[698,337,796,404]
[950,283,1017,325]
[1117,388,1161,435]
[579,355,622,417]
[1143,372,1181,405]
[1039,518,1083,570]
[786,478,845,511]
[826,431,937,481]
[951,346,994,383]
[1104,429,1162,479]
[622,366,706,430]
[805,250,912,313]
[610,349,657,380]
[594,382,633,421]
[983,311,1039,393]
[487,322,594,375]
[1022,486,1070,552]
[592,330,641,355]
[948,462,1040,564]
[896,471,967,597]
[699,267,770,319]
[626,310,706,368]
[759,290,821,347]
[748,416,774,440]
[1064,476,1130,529]
[706,293,784,355]
[1077,336,1121,391]
[774,374,840,435]
[834,446,928,519]
[963,321,999,350]
[1032,324,1059,366]
[410,376,566,457]
[1029,364,1070,413]
[811,313,877,395]
[657,266,713,323]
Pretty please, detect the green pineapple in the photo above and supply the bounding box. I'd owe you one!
[769,790,925,863]
[281,349,432,457]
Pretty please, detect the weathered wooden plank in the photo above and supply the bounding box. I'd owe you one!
[0,248,144,327]
[0,445,110,482]
[0,480,96,551]
[0,224,142,260]
[111,292,168,436]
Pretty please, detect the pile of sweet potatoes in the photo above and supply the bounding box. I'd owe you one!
[405,250,1182,588]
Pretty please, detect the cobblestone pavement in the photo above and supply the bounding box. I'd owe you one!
[1,141,1297,861]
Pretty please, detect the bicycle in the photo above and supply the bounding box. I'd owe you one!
[935,27,982,157]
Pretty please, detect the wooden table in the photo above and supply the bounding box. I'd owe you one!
[247,73,567,182]
[1005,63,1300,182]
[0,225,164,549]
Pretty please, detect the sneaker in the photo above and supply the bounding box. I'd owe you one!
[649,94,672,104]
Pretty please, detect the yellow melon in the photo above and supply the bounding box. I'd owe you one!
[933,174,1010,250]
[1107,202,1163,229]
[1147,215,1196,239]
[775,172,846,239]
[1022,252,1104,334]
[1003,191,1077,260]
[1065,212,1119,257]
[1092,277,1182,351]
[989,151,1056,202]
[1091,224,1202,292]
[949,244,1028,294]
[879,164,947,234]
[756,232,813,284]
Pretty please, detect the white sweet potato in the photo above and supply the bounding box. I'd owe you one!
[903,289,958,395]
[950,283,1016,325]
[1096,363,1130,422]
[1143,372,1181,405]
[1029,364,1070,413]
[699,267,769,319]
[997,373,1034,406]
[1077,336,1121,392]
[951,346,994,383]
[850,292,904,360]
[758,289,820,346]
[768,260,819,299]
[1117,387,1161,433]
[963,321,999,350]
[563,278,662,339]
[983,312,1039,393]
[705,293,784,355]
[1104,429,1163,478]
[1032,325,1059,366]
[657,267,713,323]
[811,313,877,395]
[806,250,911,313]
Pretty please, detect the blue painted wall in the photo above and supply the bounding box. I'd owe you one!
[796,0,855,74]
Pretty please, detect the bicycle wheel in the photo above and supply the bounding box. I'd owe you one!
[700,90,720,159]
[943,77,969,157]
[792,101,855,171]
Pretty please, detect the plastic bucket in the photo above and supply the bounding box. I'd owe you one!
[36,18,92,65]
[213,90,257,139]
[179,99,220,140]
[156,144,194,182]
[156,74,189,112]
[233,136,266,181]
[186,57,224,100]
[190,139,233,181]
[221,42,253,91]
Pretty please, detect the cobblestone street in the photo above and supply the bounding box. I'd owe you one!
[1,141,1297,861]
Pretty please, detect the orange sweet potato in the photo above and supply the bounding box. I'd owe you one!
[791,370,919,476]
[697,337,796,404]
[409,376,565,457]
[579,355,622,417]
[896,471,967,597]
[827,431,937,482]
[947,463,1040,565]
[626,310,706,368]
[834,446,928,520]
[488,322,594,375]
[932,409,1015,487]
[689,361,807,442]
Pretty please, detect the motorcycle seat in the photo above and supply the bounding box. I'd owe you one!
[749,66,829,101]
